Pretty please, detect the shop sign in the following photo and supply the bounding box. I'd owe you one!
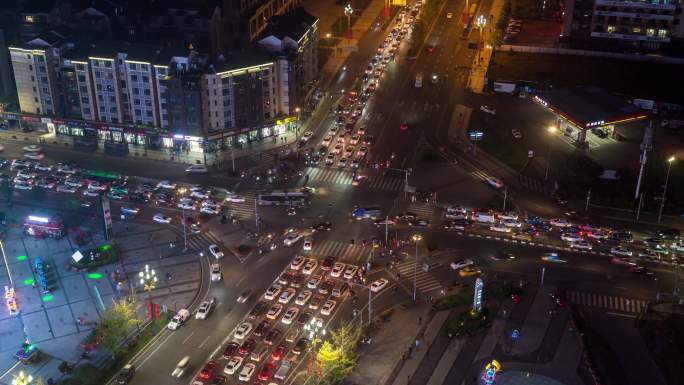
[0,113,18,120]
[51,119,65,125]
[40,117,52,123]
[20,116,40,122]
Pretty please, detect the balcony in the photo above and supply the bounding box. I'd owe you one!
[591,31,671,42]
[595,0,677,10]
[594,10,674,20]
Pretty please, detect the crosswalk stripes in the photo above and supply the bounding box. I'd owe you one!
[395,260,442,294]
[408,202,434,219]
[566,290,647,314]
[313,240,370,263]
[224,192,256,219]
[519,175,548,195]
[367,175,404,191]
[305,167,354,185]
[186,230,223,252]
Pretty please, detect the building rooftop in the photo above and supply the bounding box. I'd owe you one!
[260,7,318,43]
[65,41,190,65]
[211,49,274,74]
[537,87,646,128]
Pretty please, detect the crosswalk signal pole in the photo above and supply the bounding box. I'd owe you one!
[181,207,188,252]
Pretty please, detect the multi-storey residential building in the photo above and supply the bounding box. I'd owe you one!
[561,0,684,50]
[258,7,319,115]
[221,0,303,49]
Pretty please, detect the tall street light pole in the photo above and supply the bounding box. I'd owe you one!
[178,187,188,251]
[295,107,301,136]
[139,264,157,319]
[475,15,486,63]
[658,156,676,223]
[545,125,557,181]
[411,234,422,302]
[345,3,354,40]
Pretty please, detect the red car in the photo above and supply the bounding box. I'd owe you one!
[271,344,288,361]
[198,360,217,380]
[426,44,435,53]
[238,338,257,356]
[511,294,521,303]
[400,122,409,131]
[222,342,240,359]
[258,363,274,381]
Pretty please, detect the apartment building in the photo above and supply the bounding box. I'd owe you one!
[222,0,304,49]
[561,0,684,50]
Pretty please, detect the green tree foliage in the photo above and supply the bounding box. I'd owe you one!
[0,179,12,203]
[316,322,362,384]
[74,363,99,385]
[96,298,140,359]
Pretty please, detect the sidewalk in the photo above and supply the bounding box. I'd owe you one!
[467,0,507,93]
[509,286,555,356]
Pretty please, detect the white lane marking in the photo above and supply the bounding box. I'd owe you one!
[606,312,637,318]
[182,330,196,344]
[198,335,212,349]
[138,332,175,368]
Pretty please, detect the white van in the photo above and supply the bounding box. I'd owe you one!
[274,360,292,381]
[171,356,190,377]
[471,211,496,223]
[167,309,190,330]
[185,164,208,174]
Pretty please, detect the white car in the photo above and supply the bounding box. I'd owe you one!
[370,278,389,293]
[238,363,256,382]
[56,164,77,174]
[502,219,521,228]
[301,131,313,141]
[295,290,313,305]
[588,231,608,239]
[320,300,337,316]
[331,262,345,278]
[34,163,53,172]
[307,275,322,289]
[511,129,522,139]
[610,247,633,257]
[190,190,211,199]
[195,299,216,319]
[264,284,283,300]
[302,238,313,251]
[14,181,33,190]
[489,224,511,233]
[480,105,496,115]
[291,256,306,270]
[281,307,300,324]
[156,180,177,190]
[185,165,207,174]
[671,241,684,252]
[209,244,224,259]
[450,259,474,270]
[561,233,583,242]
[121,206,139,215]
[550,218,572,227]
[56,184,77,193]
[225,193,245,203]
[224,356,244,375]
[234,322,253,339]
[283,232,303,246]
[322,135,333,147]
[570,240,592,250]
[210,263,222,282]
[153,213,172,224]
[485,177,504,189]
[278,288,296,304]
[23,145,42,152]
[200,206,220,215]
[302,259,318,275]
[167,309,190,330]
[24,151,44,160]
[177,202,196,210]
[87,181,107,191]
[266,304,283,319]
[82,189,100,197]
[343,265,358,280]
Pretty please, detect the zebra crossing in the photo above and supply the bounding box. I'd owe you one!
[566,290,647,314]
[367,175,404,191]
[305,167,355,185]
[519,174,549,195]
[186,230,223,252]
[312,240,371,263]
[395,260,443,294]
[408,202,435,219]
[224,192,256,219]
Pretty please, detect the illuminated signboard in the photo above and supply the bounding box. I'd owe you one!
[473,277,484,313]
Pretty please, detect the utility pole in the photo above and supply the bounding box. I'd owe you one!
[584,188,591,212]
[502,186,508,212]
[658,156,676,223]
[254,198,259,235]
[384,216,389,246]
[634,115,654,220]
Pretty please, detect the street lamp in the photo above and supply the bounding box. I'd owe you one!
[304,318,326,378]
[411,234,423,302]
[11,371,33,385]
[295,107,301,135]
[475,15,487,63]
[545,125,557,181]
[177,187,188,251]
[658,156,676,223]
[139,264,157,319]
[344,3,353,39]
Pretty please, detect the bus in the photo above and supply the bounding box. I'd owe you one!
[81,169,128,184]
[257,191,309,207]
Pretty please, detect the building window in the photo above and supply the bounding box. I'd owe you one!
[135,109,141,115]
[144,89,150,95]
[633,27,641,33]
[25,15,34,23]
[97,84,103,91]
[76,64,85,71]
[81,97,89,103]
[104,61,112,68]
[131,74,138,81]
[78,75,86,82]
[134,98,141,105]
[129,63,137,70]
[133,88,140,95]
[30,76,35,82]
[80,86,87,92]
[658,29,667,37]
[607,25,616,33]
[142,76,149,82]
[646,28,655,36]
[95,71,102,78]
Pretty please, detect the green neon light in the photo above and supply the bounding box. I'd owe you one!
[17,255,27,261]
[23,278,34,286]
[42,294,54,302]
[99,244,112,252]
[87,273,103,280]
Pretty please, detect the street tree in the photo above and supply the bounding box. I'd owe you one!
[0,179,12,203]
[96,297,140,359]
[315,322,362,384]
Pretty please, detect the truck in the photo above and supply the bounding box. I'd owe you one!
[274,360,292,380]
[351,207,382,220]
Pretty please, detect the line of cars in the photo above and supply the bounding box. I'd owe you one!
[190,255,363,385]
